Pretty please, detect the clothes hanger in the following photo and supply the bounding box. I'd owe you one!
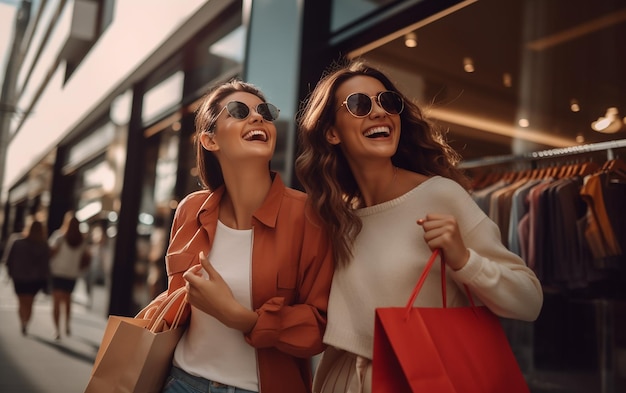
[604,157,626,181]
[578,161,600,177]
[556,163,569,178]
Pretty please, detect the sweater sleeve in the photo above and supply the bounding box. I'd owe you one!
[446,187,543,321]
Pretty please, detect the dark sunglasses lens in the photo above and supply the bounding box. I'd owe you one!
[226,101,250,119]
[346,93,373,117]
[379,91,404,114]
[257,103,280,121]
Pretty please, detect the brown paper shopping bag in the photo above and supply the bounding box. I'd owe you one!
[84,287,187,393]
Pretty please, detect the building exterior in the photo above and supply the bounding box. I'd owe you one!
[1,1,625,391]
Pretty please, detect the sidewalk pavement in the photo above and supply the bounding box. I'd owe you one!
[0,264,109,393]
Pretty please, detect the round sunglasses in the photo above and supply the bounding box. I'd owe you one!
[211,100,280,130]
[338,91,404,118]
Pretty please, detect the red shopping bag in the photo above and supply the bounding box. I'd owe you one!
[373,249,530,393]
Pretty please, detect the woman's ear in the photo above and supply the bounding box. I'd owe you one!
[325,127,341,145]
[199,132,219,151]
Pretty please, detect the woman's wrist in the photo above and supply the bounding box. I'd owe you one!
[225,302,258,333]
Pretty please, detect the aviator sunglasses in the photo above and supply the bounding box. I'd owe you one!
[210,100,280,130]
[338,91,404,118]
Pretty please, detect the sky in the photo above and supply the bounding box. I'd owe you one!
[0,1,18,87]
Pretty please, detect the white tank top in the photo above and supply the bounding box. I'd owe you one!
[173,220,258,391]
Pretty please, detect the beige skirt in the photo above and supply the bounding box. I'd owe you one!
[313,347,372,393]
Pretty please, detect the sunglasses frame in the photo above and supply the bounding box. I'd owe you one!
[209,100,280,132]
[338,91,404,118]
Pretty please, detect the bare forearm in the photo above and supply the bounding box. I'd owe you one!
[223,302,258,333]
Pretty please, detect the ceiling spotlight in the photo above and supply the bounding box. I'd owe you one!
[463,57,475,73]
[591,107,622,133]
[404,32,418,48]
[570,99,580,112]
[502,73,512,87]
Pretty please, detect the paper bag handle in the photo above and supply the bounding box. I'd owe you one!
[147,286,188,332]
[404,249,476,319]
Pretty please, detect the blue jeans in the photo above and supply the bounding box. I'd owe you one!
[162,366,257,393]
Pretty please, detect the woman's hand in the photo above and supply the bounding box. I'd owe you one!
[183,251,258,332]
[417,214,470,270]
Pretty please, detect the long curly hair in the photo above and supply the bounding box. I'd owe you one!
[295,59,468,267]
[194,79,269,191]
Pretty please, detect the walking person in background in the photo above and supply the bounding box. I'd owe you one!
[1,219,50,336]
[148,79,335,393]
[295,60,543,392]
[48,212,90,340]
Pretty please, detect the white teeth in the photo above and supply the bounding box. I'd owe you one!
[364,126,390,138]
[243,130,268,141]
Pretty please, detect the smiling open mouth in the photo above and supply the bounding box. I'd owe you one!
[364,126,390,138]
[243,130,268,142]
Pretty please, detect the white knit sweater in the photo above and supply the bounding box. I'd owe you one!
[322,176,543,359]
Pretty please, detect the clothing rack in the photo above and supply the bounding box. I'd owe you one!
[459,138,626,169]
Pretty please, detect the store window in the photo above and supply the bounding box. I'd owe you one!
[331,0,399,32]
[63,122,116,173]
[133,128,180,307]
[357,0,626,160]
[142,71,184,126]
[74,155,118,291]
[183,3,246,99]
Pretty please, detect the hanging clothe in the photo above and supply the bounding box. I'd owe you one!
[468,153,626,290]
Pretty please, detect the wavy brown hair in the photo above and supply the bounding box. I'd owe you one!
[295,59,468,267]
[194,79,269,191]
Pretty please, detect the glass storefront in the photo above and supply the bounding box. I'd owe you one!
[133,127,180,307]
[58,119,127,311]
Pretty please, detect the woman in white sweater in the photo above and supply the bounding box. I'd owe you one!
[295,60,543,393]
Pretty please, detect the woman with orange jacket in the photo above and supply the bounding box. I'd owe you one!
[157,80,335,393]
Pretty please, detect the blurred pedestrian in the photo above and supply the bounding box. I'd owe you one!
[1,219,50,335]
[49,212,90,340]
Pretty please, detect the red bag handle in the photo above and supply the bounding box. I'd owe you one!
[404,249,476,320]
